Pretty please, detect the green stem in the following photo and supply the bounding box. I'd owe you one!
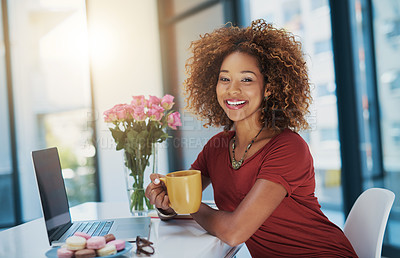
[127,146,154,212]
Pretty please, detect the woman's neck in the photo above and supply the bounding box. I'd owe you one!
[233,121,264,146]
[233,121,282,147]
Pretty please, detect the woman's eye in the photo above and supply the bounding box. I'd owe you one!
[219,77,230,82]
[242,78,253,82]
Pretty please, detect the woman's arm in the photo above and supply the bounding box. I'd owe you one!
[191,178,287,247]
[201,174,211,191]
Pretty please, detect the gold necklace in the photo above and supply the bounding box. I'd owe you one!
[231,128,263,170]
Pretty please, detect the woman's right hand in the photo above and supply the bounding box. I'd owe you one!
[145,173,174,213]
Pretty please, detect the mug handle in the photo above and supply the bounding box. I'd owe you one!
[159,177,166,185]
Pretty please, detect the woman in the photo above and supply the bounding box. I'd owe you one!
[145,19,357,257]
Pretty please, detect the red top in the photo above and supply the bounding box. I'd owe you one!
[192,129,357,257]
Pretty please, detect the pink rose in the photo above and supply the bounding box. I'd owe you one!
[131,95,147,107]
[115,104,129,121]
[147,95,161,108]
[167,112,182,129]
[132,105,147,121]
[104,104,129,122]
[104,109,118,122]
[161,94,175,110]
[148,105,164,121]
[124,105,135,119]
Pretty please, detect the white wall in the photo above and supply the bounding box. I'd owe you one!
[87,0,167,202]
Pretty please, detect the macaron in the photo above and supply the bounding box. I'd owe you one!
[56,247,74,258]
[108,239,125,251]
[66,235,86,250]
[74,248,96,258]
[74,231,91,240]
[103,233,116,243]
[86,236,106,249]
[96,243,117,257]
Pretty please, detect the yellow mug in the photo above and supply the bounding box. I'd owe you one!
[159,170,202,214]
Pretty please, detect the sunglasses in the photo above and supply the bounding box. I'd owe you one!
[136,236,155,256]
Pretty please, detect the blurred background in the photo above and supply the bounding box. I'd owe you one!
[0,0,399,256]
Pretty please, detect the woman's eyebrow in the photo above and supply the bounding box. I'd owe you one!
[240,70,256,75]
[219,70,256,75]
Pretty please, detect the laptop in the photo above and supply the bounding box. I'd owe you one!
[31,147,151,246]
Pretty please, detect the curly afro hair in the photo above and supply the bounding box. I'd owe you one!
[184,19,312,132]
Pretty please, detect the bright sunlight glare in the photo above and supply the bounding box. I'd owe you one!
[88,21,116,65]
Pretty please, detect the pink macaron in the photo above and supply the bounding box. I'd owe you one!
[57,247,74,258]
[107,239,126,251]
[74,231,91,240]
[86,236,106,249]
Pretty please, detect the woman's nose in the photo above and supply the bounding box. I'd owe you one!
[227,80,241,94]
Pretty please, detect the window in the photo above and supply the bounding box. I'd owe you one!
[349,0,400,254]
[172,0,212,16]
[370,0,400,250]
[311,0,327,10]
[3,0,98,224]
[391,122,400,145]
[39,111,96,207]
[314,39,332,55]
[0,0,17,227]
[320,127,339,142]
[283,0,301,24]
[381,70,400,92]
[317,82,336,97]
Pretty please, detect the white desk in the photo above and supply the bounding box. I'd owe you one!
[0,202,241,258]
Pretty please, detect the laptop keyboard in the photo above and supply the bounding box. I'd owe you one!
[68,221,114,238]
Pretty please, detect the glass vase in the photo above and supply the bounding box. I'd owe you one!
[124,142,158,216]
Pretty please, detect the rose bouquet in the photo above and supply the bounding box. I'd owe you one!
[104,94,181,212]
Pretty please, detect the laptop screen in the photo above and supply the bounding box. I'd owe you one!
[32,147,71,233]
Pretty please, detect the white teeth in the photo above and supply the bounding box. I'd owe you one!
[227,100,246,106]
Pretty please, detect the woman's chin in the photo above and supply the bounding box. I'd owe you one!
[225,113,243,122]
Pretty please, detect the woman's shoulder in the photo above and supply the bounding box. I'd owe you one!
[269,128,309,151]
[261,129,312,165]
[211,130,234,139]
[204,130,234,150]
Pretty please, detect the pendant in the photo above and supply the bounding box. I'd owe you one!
[232,159,243,170]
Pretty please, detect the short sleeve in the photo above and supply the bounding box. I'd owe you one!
[258,132,313,197]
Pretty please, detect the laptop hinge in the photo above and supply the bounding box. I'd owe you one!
[49,222,72,243]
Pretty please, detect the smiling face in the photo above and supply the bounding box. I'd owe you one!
[216,51,267,127]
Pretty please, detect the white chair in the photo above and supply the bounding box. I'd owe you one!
[343,188,395,258]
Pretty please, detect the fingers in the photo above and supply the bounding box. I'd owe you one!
[153,190,170,210]
[145,174,165,198]
[161,195,170,210]
[146,173,169,209]
[146,187,170,210]
[149,173,165,184]
[145,182,163,201]
[147,187,163,205]
[145,181,158,198]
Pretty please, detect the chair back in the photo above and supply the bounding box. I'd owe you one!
[343,188,395,258]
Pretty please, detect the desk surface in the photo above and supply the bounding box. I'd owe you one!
[0,202,240,258]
